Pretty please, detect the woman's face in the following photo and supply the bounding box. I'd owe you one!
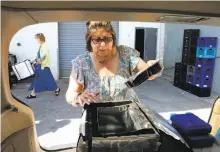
[35,37,42,44]
[90,28,116,60]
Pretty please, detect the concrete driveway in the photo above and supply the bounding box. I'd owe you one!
[11,76,218,150]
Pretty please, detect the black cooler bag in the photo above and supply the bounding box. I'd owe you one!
[76,61,192,152]
[76,101,193,152]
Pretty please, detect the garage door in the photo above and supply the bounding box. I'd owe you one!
[58,21,119,78]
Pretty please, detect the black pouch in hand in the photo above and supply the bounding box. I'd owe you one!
[125,61,162,88]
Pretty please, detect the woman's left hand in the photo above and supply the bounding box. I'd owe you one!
[135,58,164,81]
[146,60,164,80]
[146,60,159,67]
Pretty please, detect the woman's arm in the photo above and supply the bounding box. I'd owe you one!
[37,45,48,64]
[65,69,83,105]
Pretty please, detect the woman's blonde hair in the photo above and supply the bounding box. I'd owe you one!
[85,21,116,52]
[35,33,45,42]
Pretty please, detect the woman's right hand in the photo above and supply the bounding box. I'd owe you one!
[76,90,99,106]
[66,68,99,107]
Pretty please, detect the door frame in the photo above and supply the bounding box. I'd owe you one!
[134,28,145,59]
[134,26,159,61]
[144,27,158,60]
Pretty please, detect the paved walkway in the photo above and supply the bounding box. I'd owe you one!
[11,76,218,150]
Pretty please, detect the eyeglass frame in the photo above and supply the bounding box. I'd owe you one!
[91,36,113,44]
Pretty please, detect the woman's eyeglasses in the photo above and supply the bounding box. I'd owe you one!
[91,37,113,44]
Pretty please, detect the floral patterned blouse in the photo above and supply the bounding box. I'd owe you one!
[72,45,141,103]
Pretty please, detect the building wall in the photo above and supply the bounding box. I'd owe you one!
[118,21,165,63]
[9,22,59,80]
[10,21,165,80]
[163,23,220,93]
[11,22,219,93]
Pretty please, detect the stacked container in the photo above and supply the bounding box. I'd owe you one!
[174,29,217,97]
[174,29,200,91]
[188,37,217,97]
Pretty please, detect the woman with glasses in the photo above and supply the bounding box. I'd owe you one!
[26,33,60,99]
[66,21,162,106]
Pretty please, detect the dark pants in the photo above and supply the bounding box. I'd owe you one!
[28,67,57,93]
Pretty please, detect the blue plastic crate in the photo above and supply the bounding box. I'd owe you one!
[196,47,206,58]
[194,75,213,88]
[194,76,202,87]
[207,37,217,48]
[195,67,214,79]
[205,47,217,58]
[197,37,218,48]
[203,78,213,88]
[197,38,206,47]
[196,58,215,68]
[196,47,217,58]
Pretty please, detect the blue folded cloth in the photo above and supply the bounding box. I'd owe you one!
[170,113,212,136]
[170,113,215,148]
[187,134,214,148]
